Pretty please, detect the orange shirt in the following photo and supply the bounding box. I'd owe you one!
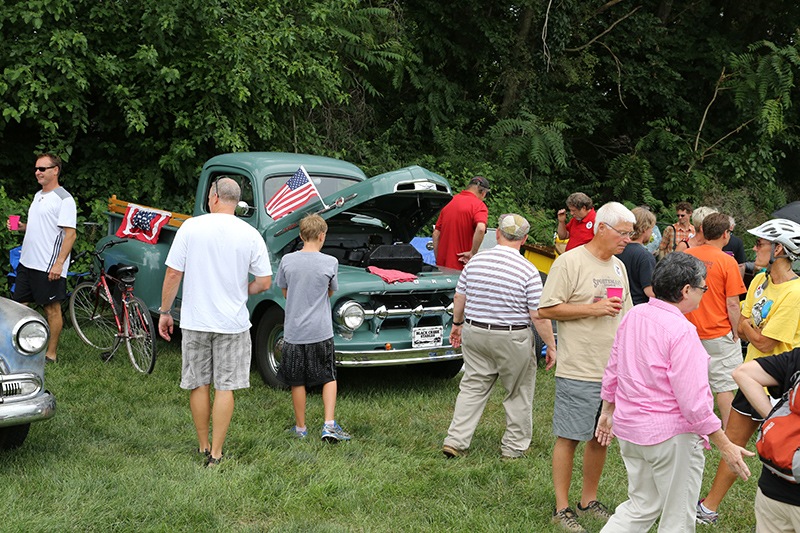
[684,245,746,339]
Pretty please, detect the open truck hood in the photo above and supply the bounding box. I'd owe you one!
[266,165,453,253]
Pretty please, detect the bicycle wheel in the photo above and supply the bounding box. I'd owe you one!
[124,296,156,374]
[70,281,119,350]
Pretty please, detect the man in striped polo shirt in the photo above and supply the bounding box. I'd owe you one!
[442,213,556,460]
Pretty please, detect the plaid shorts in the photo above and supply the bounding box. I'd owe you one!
[277,337,337,387]
[180,329,251,391]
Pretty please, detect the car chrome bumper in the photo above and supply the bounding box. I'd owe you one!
[0,391,56,428]
[336,345,462,367]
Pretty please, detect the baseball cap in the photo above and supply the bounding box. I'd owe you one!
[469,176,490,190]
[498,213,530,240]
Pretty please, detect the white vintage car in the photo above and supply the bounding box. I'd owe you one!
[0,296,55,448]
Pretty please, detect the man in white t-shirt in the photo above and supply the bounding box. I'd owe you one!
[8,153,77,363]
[158,177,272,467]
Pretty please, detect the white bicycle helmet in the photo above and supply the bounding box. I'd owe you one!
[747,218,800,261]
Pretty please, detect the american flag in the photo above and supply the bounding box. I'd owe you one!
[265,166,325,220]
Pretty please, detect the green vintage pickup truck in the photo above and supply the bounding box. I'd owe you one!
[96,152,463,387]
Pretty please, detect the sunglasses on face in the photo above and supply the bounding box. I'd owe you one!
[35,166,56,172]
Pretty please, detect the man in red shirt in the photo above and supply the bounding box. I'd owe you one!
[432,176,489,270]
[557,192,596,252]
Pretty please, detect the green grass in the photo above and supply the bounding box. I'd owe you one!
[1,327,761,532]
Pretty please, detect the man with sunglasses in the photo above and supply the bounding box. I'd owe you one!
[657,201,694,259]
[539,202,635,531]
[7,153,76,363]
[683,213,747,430]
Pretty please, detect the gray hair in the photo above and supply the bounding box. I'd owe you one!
[692,206,717,228]
[215,177,241,205]
[651,252,706,303]
[594,202,636,235]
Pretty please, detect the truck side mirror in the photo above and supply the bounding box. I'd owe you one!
[235,201,255,217]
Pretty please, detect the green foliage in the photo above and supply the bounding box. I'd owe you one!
[3,0,800,249]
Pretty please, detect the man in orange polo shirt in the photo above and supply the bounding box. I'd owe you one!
[432,176,489,271]
[684,212,747,428]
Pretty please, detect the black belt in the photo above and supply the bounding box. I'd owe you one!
[465,319,529,331]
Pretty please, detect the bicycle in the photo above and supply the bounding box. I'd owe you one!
[69,239,156,373]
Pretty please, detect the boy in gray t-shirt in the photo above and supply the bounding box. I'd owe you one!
[275,214,350,442]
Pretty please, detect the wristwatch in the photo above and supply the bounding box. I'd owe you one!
[452,320,464,326]
[157,308,172,315]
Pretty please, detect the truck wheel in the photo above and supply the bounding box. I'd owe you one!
[419,359,463,380]
[253,307,288,389]
[0,423,30,450]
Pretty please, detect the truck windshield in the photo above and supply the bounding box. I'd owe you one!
[263,174,360,208]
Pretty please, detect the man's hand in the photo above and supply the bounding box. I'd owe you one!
[49,260,65,281]
[158,313,174,341]
[557,209,567,223]
[544,345,556,370]
[449,324,462,348]
[457,251,475,264]
[593,297,623,317]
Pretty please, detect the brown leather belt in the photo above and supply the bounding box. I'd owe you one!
[466,319,529,331]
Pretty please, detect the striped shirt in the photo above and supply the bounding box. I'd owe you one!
[456,245,542,325]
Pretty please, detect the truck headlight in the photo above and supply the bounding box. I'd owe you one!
[335,301,365,331]
[14,320,49,355]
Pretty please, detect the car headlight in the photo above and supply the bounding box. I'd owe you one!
[14,320,50,355]
[335,301,365,331]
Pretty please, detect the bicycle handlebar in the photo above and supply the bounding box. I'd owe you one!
[71,239,129,263]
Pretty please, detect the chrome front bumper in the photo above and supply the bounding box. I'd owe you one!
[0,391,56,428]
[336,345,461,367]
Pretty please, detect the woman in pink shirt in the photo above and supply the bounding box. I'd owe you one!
[595,252,752,532]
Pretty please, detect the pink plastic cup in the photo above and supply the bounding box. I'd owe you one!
[606,287,623,300]
[8,215,19,231]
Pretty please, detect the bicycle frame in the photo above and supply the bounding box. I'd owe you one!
[70,239,157,373]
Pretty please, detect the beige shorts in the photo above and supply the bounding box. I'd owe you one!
[700,332,742,393]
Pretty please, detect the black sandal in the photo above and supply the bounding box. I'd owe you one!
[206,454,224,467]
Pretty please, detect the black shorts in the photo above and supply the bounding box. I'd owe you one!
[731,388,765,422]
[277,338,337,387]
[13,263,67,306]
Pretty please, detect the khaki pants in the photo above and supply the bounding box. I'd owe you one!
[443,323,536,457]
[601,433,705,533]
[755,486,800,533]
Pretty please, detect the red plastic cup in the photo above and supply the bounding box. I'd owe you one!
[8,215,19,230]
[606,287,623,300]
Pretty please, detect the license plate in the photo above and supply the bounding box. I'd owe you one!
[412,326,443,348]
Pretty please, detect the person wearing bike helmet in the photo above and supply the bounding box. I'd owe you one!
[697,218,800,525]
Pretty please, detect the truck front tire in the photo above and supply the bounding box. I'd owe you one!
[253,307,288,389]
[0,423,30,450]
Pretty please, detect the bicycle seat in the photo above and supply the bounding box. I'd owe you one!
[113,263,139,283]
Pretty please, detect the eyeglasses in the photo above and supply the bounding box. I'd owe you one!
[214,178,220,197]
[34,166,56,172]
[606,224,635,239]
[677,214,687,218]
[754,239,771,249]
[693,285,709,293]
